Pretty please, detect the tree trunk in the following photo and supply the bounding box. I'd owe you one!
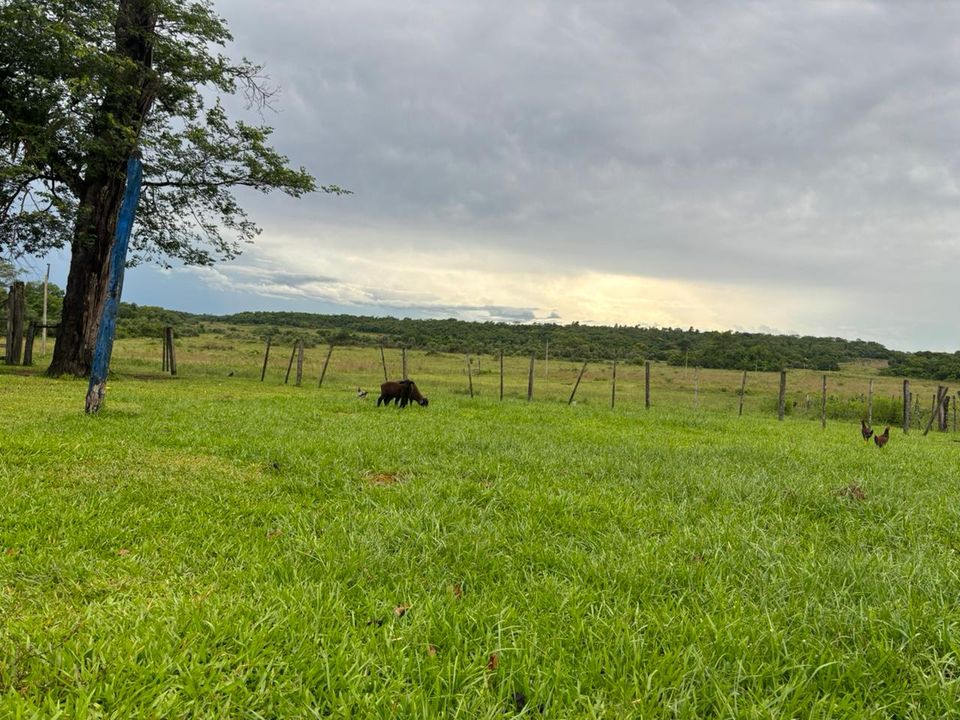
[46,0,158,377]
[48,179,128,376]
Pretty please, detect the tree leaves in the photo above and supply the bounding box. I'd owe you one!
[0,0,337,267]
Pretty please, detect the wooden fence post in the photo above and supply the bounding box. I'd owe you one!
[527,353,535,402]
[22,321,35,366]
[611,360,618,409]
[260,336,271,382]
[380,342,388,382]
[166,326,177,377]
[903,380,911,433]
[778,370,787,421]
[568,361,588,405]
[738,370,747,417]
[402,347,407,380]
[820,375,827,429]
[943,396,951,432]
[284,342,296,384]
[295,339,304,387]
[867,378,874,427]
[162,329,169,372]
[693,367,699,408]
[923,386,949,436]
[645,360,651,409]
[465,354,474,398]
[499,350,504,401]
[4,281,25,365]
[318,344,334,388]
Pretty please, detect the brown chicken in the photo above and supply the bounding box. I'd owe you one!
[860,419,873,441]
[874,427,890,448]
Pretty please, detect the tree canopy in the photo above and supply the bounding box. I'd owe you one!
[0,0,344,266]
[0,0,344,375]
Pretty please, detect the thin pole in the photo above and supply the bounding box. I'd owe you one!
[318,344,334,388]
[402,347,407,380]
[738,370,747,417]
[284,343,296,384]
[568,361,588,405]
[821,375,827,429]
[162,329,168,372]
[903,380,910,433]
[380,342,388,382]
[611,360,617,409]
[545,339,549,378]
[778,370,787,421]
[295,339,304,387]
[499,351,504,401]
[645,360,651,409]
[867,379,874,427]
[260,337,271,382]
[41,263,49,356]
[527,353,535,402]
[466,354,474,398]
[693,367,699,408]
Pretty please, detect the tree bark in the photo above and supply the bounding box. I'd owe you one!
[47,0,157,377]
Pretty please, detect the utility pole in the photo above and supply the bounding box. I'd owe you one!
[41,263,49,355]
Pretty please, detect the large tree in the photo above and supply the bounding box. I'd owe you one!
[0,0,344,376]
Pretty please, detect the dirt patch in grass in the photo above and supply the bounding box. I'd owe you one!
[364,471,403,486]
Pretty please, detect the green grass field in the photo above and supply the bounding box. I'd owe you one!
[3,340,960,717]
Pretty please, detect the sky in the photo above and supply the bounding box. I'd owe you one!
[24,0,960,351]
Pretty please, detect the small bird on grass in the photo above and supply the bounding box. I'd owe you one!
[860,419,873,441]
[874,426,890,448]
[357,387,368,399]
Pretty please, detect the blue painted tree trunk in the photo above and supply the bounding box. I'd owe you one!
[85,156,144,414]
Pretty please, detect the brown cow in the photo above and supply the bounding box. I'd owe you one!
[377,379,429,408]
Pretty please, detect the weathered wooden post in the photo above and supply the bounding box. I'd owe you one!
[260,336,271,382]
[645,360,651,409]
[317,344,334,388]
[465,354,474,398]
[820,375,827,429]
[943,396,951,432]
[162,329,168,372]
[85,155,144,413]
[611,360,618,409]
[568,361,588,405]
[499,350,504,401]
[284,342,296,384]
[165,326,177,376]
[923,386,949,436]
[527,353,535,402]
[295,339,304,387]
[22,321,35,366]
[903,380,911,433]
[867,378,874,427]
[379,342,388,382]
[4,281,25,365]
[738,370,747,417]
[778,370,787,421]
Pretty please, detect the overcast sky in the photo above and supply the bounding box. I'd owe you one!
[31,1,960,350]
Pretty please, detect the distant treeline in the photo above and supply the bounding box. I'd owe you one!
[110,304,897,372]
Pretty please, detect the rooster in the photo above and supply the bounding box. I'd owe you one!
[356,387,368,399]
[860,419,873,441]
[874,426,890,448]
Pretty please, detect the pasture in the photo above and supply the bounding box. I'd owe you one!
[2,338,960,717]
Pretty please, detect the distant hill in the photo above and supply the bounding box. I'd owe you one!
[109,303,960,378]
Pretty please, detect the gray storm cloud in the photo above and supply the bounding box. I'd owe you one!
[187,0,960,350]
